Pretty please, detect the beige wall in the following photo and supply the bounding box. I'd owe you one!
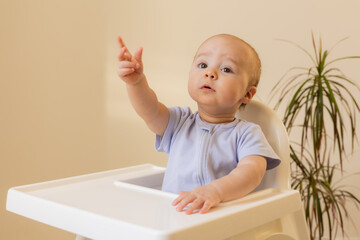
[1,0,359,239]
[0,1,108,239]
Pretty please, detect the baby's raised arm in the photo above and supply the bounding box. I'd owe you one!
[117,37,169,136]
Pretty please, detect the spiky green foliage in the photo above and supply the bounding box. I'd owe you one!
[271,33,360,239]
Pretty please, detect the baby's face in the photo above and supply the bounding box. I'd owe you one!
[188,35,255,116]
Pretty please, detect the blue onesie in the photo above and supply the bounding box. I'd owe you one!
[156,107,281,194]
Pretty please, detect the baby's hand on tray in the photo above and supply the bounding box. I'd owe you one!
[172,184,222,214]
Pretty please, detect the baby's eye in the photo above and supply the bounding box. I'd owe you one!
[222,67,232,73]
[199,63,207,69]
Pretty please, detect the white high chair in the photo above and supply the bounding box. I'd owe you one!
[7,100,309,240]
[236,100,291,192]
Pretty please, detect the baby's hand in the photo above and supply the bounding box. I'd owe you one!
[117,36,144,85]
[172,184,222,215]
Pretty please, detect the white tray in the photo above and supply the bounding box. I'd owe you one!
[7,164,308,240]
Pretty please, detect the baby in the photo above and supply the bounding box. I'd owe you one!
[117,34,280,214]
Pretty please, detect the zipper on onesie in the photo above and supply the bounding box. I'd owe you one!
[197,128,211,186]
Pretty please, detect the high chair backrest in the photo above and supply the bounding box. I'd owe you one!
[236,100,291,190]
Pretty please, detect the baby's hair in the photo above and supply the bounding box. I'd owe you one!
[237,38,261,88]
[229,35,262,108]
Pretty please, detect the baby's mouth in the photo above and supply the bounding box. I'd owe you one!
[201,84,215,92]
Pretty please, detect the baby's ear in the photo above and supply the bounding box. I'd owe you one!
[241,86,257,104]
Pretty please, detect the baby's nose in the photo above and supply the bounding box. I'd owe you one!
[205,70,217,80]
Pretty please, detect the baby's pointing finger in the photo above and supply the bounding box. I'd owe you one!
[117,36,126,48]
[118,47,127,61]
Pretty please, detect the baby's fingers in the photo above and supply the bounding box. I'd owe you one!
[118,61,139,69]
[117,61,139,77]
[185,199,204,215]
[134,47,143,63]
[172,191,186,206]
[199,201,212,214]
[118,46,132,61]
[175,194,196,212]
[117,36,126,48]
[117,36,128,61]
[117,68,135,78]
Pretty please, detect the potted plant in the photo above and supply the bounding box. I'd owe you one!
[271,33,360,240]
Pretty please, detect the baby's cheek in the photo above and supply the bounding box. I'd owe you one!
[222,87,242,102]
[188,80,200,99]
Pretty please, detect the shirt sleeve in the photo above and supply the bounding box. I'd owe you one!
[237,122,281,170]
[155,107,193,154]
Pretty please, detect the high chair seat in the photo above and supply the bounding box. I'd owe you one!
[7,100,309,240]
[236,100,291,191]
